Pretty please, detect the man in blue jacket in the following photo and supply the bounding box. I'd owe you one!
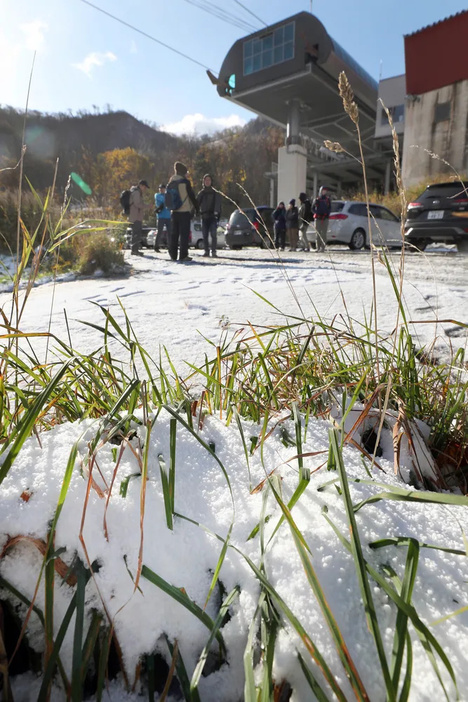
[154,184,172,252]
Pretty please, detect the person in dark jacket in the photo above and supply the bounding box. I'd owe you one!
[312,186,332,252]
[272,201,286,250]
[166,162,199,262]
[298,192,312,251]
[196,174,222,257]
[128,179,150,256]
[285,199,299,251]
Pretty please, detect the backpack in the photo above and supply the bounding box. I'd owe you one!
[120,189,131,215]
[165,180,185,211]
[314,195,331,217]
[302,198,312,222]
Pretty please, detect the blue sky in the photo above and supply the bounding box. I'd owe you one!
[2,0,467,135]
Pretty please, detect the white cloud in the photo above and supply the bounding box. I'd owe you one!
[72,51,117,78]
[162,113,247,136]
[129,40,138,55]
[19,20,48,51]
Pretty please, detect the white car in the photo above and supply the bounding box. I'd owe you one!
[307,201,403,250]
[190,220,227,249]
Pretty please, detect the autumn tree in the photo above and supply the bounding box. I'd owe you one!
[92,148,155,207]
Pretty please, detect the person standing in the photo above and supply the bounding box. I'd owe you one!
[272,201,286,250]
[298,192,312,251]
[166,162,199,262]
[129,179,150,256]
[154,183,171,252]
[196,174,222,258]
[285,199,299,251]
[312,186,332,252]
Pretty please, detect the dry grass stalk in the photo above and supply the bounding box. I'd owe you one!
[323,140,345,154]
[338,72,359,124]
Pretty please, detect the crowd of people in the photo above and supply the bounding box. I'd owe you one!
[127,162,221,261]
[127,162,332,260]
[272,186,332,252]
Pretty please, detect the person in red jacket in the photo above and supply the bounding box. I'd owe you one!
[312,186,332,252]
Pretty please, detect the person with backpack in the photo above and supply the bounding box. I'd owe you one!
[272,201,286,250]
[127,179,150,256]
[154,183,171,252]
[298,192,312,251]
[166,162,199,262]
[285,199,299,251]
[312,186,332,252]
[196,174,222,258]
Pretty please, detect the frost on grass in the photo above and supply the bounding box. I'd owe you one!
[1,408,468,700]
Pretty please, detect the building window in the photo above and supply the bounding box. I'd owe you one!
[243,22,295,76]
[380,104,404,125]
[434,101,451,123]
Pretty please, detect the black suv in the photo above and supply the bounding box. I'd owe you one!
[225,207,274,249]
[404,181,468,251]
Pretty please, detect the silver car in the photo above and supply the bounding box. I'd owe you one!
[307,201,403,250]
[190,220,227,249]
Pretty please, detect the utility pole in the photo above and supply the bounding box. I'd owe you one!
[310,1,313,12]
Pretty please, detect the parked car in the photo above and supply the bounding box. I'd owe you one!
[124,226,156,250]
[125,226,190,250]
[190,219,227,249]
[307,201,402,250]
[225,207,274,249]
[404,181,468,251]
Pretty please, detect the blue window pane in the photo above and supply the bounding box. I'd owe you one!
[244,41,252,58]
[244,57,253,75]
[284,42,294,60]
[274,26,284,45]
[253,39,262,55]
[262,49,273,68]
[284,23,294,42]
[253,54,261,72]
[263,34,273,50]
[274,45,283,63]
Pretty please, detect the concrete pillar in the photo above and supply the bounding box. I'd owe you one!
[384,160,392,194]
[312,172,318,199]
[269,176,275,208]
[278,144,307,207]
[286,99,301,145]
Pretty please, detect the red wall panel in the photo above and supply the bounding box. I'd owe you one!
[405,11,468,95]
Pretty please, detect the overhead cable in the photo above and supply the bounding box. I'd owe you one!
[233,0,268,28]
[80,0,216,73]
[182,0,259,32]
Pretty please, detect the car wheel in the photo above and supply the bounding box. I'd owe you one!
[349,229,366,250]
[196,239,204,249]
[457,239,468,253]
[406,239,428,252]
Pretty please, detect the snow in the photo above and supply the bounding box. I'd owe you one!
[1,246,468,701]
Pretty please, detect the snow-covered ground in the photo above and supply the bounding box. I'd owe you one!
[1,246,468,701]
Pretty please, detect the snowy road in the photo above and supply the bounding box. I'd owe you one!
[1,246,467,377]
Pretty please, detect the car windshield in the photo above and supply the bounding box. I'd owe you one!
[420,183,468,200]
[229,209,255,226]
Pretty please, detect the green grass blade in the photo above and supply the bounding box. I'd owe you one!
[164,636,201,702]
[322,510,458,700]
[142,565,225,653]
[190,585,240,694]
[71,561,87,701]
[329,427,394,699]
[298,651,332,702]
[268,475,369,701]
[0,360,74,484]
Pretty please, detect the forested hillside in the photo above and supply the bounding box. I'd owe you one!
[0,106,284,212]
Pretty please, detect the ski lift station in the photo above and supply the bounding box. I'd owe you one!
[211,11,402,204]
